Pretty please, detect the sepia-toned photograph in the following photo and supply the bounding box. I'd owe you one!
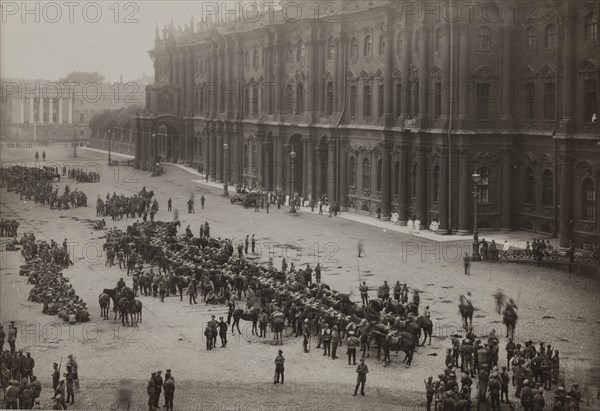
[1,1,599,410]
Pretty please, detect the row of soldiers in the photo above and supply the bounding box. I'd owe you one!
[67,168,100,183]
[0,350,36,384]
[0,219,19,237]
[96,192,157,221]
[432,331,582,411]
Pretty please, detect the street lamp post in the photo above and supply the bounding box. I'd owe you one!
[73,127,77,158]
[223,143,229,197]
[471,173,481,261]
[107,128,113,165]
[289,147,297,214]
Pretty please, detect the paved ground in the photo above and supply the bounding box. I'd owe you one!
[1,144,600,410]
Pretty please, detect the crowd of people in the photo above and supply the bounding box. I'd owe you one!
[0,166,87,210]
[427,330,582,411]
[66,168,100,183]
[96,188,157,221]
[19,233,89,324]
[0,219,19,237]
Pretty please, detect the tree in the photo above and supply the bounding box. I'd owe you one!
[60,71,105,84]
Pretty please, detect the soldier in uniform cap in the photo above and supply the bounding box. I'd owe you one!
[302,319,311,353]
[147,373,156,410]
[52,363,60,391]
[163,371,175,411]
[274,349,285,384]
[569,383,581,411]
[218,317,228,348]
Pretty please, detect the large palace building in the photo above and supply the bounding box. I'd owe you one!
[136,0,600,249]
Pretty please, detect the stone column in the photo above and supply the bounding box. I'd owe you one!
[400,28,411,118]
[306,138,314,200]
[501,148,513,230]
[276,137,284,191]
[317,38,326,114]
[58,98,63,124]
[265,43,273,114]
[256,137,264,186]
[440,24,451,121]
[217,47,224,114]
[327,138,336,202]
[225,44,234,117]
[29,98,34,123]
[559,12,577,133]
[264,142,271,190]
[457,24,469,124]
[19,98,24,124]
[398,144,410,225]
[558,151,574,247]
[38,95,44,124]
[210,131,217,180]
[68,96,73,124]
[307,31,318,114]
[275,35,285,114]
[499,26,513,128]
[232,132,241,184]
[339,140,348,208]
[48,98,53,124]
[457,149,471,234]
[381,142,392,219]
[216,133,223,182]
[438,148,449,232]
[210,45,218,118]
[417,28,430,127]
[416,147,428,227]
[334,37,342,113]
[302,138,308,197]
[383,14,394,125]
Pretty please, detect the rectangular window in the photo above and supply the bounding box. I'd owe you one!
[476,83,490,120]
[350,85,357,117]
[434,82,442,119]
[378,84,384,118]
[543,83,555,120]
[396,83,402,117]
[363,85,372,118]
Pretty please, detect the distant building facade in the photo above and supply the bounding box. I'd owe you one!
[137,0,600,249]
[1,78,145,144]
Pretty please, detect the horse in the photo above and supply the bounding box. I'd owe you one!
[130,299,143,324]
[117,297,130,326]
[502,304,518,340]
[98,293,111,319]
[103,288,121,320]
[176,276,190,301]
[369,329,416,368]
[458,295,474,331]
[417,315,433,346]
[270,311,285,345]
[231,308,259,335]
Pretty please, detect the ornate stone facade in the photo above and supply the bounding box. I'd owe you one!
[137,0,600,249]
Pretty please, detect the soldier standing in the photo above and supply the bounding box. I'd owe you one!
[153,371,163,409]
[346,331,359,365]
[245,235,249,254]
[52,363,60,391]
[64,365,75,404]
[500,366,511,404]
[353,358,369,396]
[218,317,228,348]
[302,319,311,353]
[463,252,471,275]
[163,371,175,411]
[23,352,35,382]
[425,376,435,411]
[200,195,205,209]
[359,281,369,306]
[251,235,256,253]
[7,322,17,353]
[147,373,156,411]
[274,349,285,384]
[314,263,321,284]
[167,198,172,212]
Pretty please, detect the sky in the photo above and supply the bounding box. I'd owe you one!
[1,1,242,83]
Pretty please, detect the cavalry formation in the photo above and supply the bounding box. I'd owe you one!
[97,204,520,369]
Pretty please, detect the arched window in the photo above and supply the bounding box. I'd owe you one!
[543,83,556,120]
[477,27,491,50]
[379,35,385,55]
[524,167,535,204]
[524,83,536,120]
[287,42,293,62]
[253,49,259,68]
[542,170,553,206]
[378,83,384,117]
[349,156,356,186]
[544,24,556,49]
[584,79,597,122]
[362,158,371,191]
[350,85,357,117]
[364,35,372,57]
[327,37,335,60]
[244,51,249,66]
[585,13,599,41]
[435,27,442,51]
[326,82,334,116]
[363,85,372,117]
[582,178,596,220]
[432,165,440,201]
[376,158,382,191]
[478,167,490,203]
[394,161,400,195]
[396,34,402,55]
[351,37,358,59]
[434,82,442,119]
[296,82,305,114]
[526,26,537,51]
